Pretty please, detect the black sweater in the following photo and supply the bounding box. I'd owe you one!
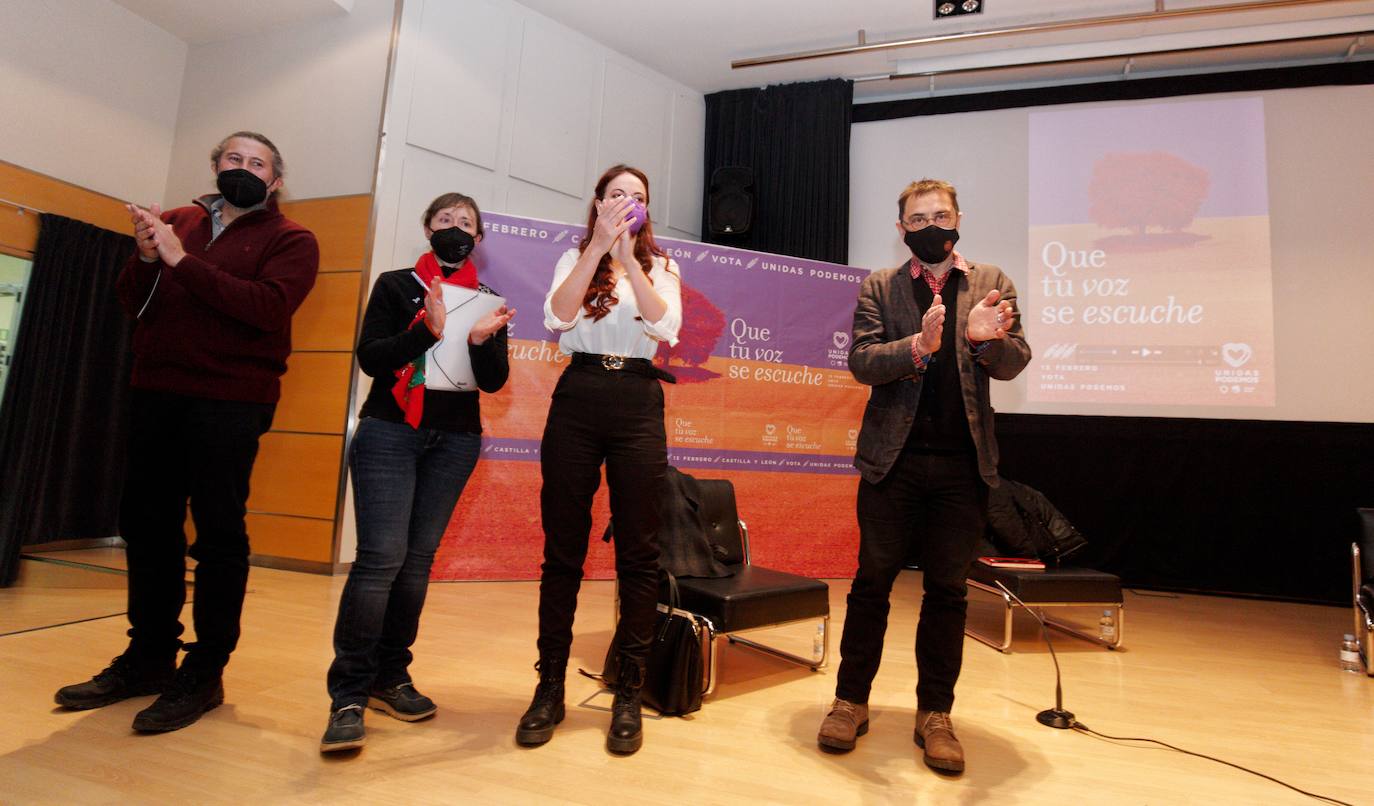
[356,269,509,433]
[907,273,974,452]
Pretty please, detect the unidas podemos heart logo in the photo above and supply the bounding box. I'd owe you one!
[1221,343,1252,368]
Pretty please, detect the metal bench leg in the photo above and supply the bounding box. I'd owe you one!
[727,614,831,671]
[703,619,719,697]
[963,583,1015,653]
[1042,602,1125,650]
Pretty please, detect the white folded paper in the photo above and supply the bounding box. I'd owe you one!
[423,283,507,391]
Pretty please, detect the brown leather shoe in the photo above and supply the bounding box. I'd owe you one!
[914,710,965,773]
[817,698,869,752]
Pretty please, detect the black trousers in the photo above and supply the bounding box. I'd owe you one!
[121,389,274,673]
[535,365,666,663]
[835,448,987,713]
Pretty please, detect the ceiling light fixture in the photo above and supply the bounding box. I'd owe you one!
[936,0,983,19]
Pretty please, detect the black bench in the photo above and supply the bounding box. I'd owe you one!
[966,562,1123,653]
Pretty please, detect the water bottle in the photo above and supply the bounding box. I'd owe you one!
[1339,634,1361,673]
[1098,609,1117,644]
[813,624,826,660]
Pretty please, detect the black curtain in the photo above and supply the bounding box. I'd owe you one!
[996,415,1374,604]
[0,214,136,585]
[703,78,852,264]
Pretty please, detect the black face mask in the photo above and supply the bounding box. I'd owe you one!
[430,226,476,267]
[904,224,960,265]
[216,168,270,209]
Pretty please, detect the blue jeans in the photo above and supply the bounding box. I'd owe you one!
[327,417,481,709]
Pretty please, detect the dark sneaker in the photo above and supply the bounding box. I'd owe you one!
[131,667,224,733]
[54,654,175,710]
[320,704,366,753]
[367,683,436,722]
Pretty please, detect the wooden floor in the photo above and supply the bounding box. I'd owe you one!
[2,549,1371,805]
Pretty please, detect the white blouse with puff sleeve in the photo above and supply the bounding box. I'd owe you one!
[542,248,682,359]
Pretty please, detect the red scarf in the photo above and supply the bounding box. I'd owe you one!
[391,252,479,427]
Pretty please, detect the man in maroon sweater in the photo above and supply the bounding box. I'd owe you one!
[54,132,319,732]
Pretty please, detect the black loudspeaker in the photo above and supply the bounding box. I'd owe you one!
[708,166,753,235]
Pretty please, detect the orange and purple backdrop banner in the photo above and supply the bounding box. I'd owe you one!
[432,212,869,581]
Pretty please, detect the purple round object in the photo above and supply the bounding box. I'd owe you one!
[626,199,648,235]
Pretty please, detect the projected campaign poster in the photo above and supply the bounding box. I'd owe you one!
[431,212,868,580]
[1026,97,1276,407]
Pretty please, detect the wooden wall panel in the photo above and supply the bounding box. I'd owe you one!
[248,433,344,521]
[292,271,362,351]
[278,194,371,271]
[0,208,40,257]
[273,352,353,435]
[0,160,133,256]
[253,193,370,569]
[246,514,334,564]
[0,161,132,236]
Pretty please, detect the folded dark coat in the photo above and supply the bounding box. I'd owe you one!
[985,477,1089,564]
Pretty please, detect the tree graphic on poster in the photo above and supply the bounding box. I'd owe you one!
[655,283,724,383]
[1088,151,1210,236]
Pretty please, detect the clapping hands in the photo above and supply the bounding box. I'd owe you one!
[126,203,186,267]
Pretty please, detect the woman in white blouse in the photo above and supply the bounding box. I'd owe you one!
[515,165,682,756]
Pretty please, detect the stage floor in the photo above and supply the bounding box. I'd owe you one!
[2,549,1370,804]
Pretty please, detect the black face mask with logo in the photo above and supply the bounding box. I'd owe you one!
[430,226,476,267]
[903,224,960,265]
[216,168,270,209]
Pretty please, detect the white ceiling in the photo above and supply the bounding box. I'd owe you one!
[515,0,1374,99]
[111,0,354,45]
[109,0,1374,95]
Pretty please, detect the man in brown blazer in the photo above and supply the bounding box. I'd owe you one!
[818,179,1030,773]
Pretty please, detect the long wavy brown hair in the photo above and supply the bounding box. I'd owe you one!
[578,164,670,321]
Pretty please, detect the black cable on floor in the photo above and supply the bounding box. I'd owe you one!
[0,597,203,637]
[0,610,129,637]
[1071,721,1353,806]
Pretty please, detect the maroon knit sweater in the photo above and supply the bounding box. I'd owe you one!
[115,196,320,404]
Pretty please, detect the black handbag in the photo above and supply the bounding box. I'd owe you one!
[599,573,705,716]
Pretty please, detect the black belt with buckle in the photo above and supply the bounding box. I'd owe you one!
[570,352,677,383]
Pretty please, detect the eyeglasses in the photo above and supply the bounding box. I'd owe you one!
[903,210,955,228]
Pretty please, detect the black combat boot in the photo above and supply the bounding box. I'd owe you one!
[607,654,645,755]
[515,657,567,746]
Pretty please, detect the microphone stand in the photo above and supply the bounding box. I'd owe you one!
[994,580,1076,729]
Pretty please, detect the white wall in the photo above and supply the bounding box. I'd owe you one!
[368,0,705,276]
[162,0,396,205]
[0,0,186,203]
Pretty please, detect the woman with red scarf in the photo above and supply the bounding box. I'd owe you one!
[321,193,514,753]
